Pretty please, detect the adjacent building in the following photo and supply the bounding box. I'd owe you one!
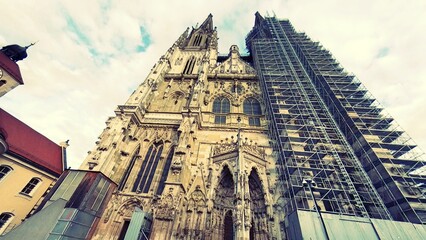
[0,109,65,235]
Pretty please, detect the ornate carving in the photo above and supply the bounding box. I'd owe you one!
[171,155,183,174]
[156,194,175,220]
[188,185,206,212]
[212,136,265,159]
[213,140,237,156]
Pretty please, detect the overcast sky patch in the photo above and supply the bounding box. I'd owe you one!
[136,26,151,52]
[376,47,390,58]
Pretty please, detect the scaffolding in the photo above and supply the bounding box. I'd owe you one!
[246,16,426,224]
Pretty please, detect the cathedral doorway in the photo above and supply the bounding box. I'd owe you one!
[224,210,234,240]
[248,169,268,240]
[213,165,235,239]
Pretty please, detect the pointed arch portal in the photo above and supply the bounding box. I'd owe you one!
[215,166,234,208]
[212,165,235,239]
[224,210,234,240]
[249,169,268,240]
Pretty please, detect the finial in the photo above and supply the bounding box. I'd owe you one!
[25,41,37,49]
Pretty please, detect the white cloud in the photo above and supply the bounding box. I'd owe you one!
[0,0,425,168]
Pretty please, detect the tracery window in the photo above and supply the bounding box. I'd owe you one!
[0,165,12,182]
[192,34,203,46]
[0,213,13,232]
[118,148,140,191]
[20,177,41,195]
[156,146,175,195]
[132,142,163,193]
[213,97,230,124]
[183,56,196,74]
[243,98,261,126]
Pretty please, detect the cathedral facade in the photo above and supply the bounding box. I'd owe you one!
[70,13,426,240]
[80,15,279,240]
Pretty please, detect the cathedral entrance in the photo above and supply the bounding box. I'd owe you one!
[212,165,235,239]
[248,169,268,240]
[224,210,234,240]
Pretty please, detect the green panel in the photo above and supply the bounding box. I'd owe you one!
[290,210,426,240]
[60,209,77,220]
[51,171,86,202]
[371,218,426,240]
[124,208,149,240]
[321,214,378,240]
[64,222,90,239]
[46,235,61,240]
[292,210,379,240]
[1,199,67,240]
[74,211,95,227]
[286,211,303,240]
[295,211,327,240]
[51,220,68,234]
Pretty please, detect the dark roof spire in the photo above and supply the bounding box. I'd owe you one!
[254,11,265,27]
[0,42,36,62]
[199,13,214,31]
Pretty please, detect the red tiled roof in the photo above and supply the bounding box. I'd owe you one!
[0,51,24,84]
[0,109,63,175]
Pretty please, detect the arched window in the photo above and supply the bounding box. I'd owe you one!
[118,148,140,191]
[0,165,12,182]
[0,213,13,232]
[183,56,196,74]
[20,177,41,195]
[156,146,175,195]
[190,34,203,47]
[132,142,164,193]
[213,97,230,124]
[243,98,261,126]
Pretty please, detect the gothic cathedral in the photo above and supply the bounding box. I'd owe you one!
[80,15,280,239]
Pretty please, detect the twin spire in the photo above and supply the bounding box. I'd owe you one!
[197,13,214,32]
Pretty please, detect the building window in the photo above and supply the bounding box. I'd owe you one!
[118,148,140,191]
[132,142,163,193]
[156,146,175,195]
[192,34,203,46]
[0,165,12,182]
[213,97,230,124]
[20,177,41,195]
[0,212,13,232]
[243,98,261,126]
[183,56,196,74]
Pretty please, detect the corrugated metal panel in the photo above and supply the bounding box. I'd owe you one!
[295,211,379,240]
[124,208,146,240]
[371,218,426,240]
[322,214,378,240]
[289,210,426,240]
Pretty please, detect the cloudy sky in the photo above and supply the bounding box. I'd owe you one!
[1,0,425,168]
